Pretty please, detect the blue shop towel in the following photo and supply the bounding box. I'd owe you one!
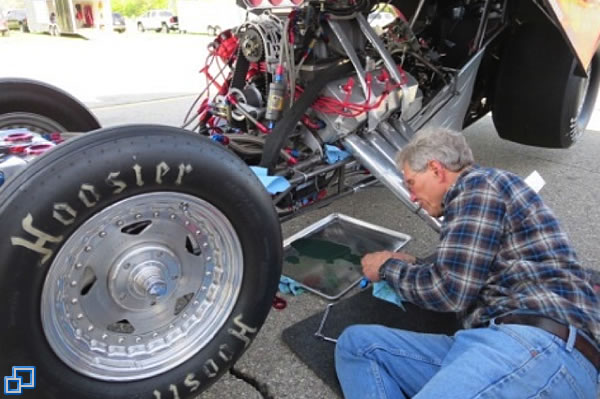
[372,281,405,310]
[279,276,305,296]
[250,166,291,194]
[324,145,351,164]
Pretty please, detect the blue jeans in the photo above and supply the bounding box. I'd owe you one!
[335,321,600,398]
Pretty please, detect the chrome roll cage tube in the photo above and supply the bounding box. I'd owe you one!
[275,157,379,223]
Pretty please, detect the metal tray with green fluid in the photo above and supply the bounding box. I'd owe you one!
[282,213,411,300]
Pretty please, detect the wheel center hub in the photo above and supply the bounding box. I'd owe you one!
[132,263,168,298]
[109,244,180,310]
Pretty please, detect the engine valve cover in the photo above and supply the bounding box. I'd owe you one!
[314,67,419,143]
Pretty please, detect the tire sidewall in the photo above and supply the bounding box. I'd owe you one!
[562,50,600,145]
[0,126,282,399]
[0,79,101,132]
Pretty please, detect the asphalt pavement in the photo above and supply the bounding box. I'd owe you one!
[3,30,600,399]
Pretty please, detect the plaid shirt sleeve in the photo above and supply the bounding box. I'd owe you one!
[384,176,506,312]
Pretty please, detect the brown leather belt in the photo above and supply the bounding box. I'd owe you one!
[496,314,600,370]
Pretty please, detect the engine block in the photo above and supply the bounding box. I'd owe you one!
[314,66,420,143]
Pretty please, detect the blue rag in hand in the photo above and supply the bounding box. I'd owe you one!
[250,166,291,194]
[372,281,405,310]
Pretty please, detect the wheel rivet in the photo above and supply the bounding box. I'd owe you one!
[117,220,124,226]
[102,334,108,340]
[85,246,92,252]
[118,337,125,343]
[136,337,142,343]
[72,298,78,304]
[71,281,77,287]
[75,263,83,269]
[99,231,107,238]
[196,230,201,235]
[76,329,82,336]
[77,313,83,319]
[185,221,190,226]
[170,214,176,220]
[88,325,94,332]
[135,214,142,219]
[203,243,208,247]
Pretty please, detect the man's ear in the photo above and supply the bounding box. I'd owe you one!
[428,160,445,181]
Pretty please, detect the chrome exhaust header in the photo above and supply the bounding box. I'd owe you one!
[343,125,442,233]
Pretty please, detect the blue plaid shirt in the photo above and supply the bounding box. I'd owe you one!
[383,165,600,342]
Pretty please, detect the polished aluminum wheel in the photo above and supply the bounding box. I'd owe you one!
[41,192,244,381]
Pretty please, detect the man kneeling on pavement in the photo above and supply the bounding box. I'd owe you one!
[335,128,600,398]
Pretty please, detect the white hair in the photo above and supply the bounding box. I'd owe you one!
[396,128,474,172]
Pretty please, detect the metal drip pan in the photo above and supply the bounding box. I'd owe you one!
[282,213,411,300]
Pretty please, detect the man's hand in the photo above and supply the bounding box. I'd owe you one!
[361,251,416,282]
[362,251,391,281]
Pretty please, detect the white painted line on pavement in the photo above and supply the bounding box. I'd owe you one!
[90,94,199,111]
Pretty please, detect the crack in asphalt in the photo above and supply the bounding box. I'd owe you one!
[229,366,274,399]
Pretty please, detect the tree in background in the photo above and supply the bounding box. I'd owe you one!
[112,0,170,17]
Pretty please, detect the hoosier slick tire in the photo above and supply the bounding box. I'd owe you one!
[492,22,600,148]
[0,125,282,399]
[0,78,101,134]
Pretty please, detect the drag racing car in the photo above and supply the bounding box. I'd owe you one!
[0,0,599,398]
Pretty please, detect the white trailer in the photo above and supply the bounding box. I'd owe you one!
[24,0,52,34]
[176,0,245,34]
[25,0,112,35]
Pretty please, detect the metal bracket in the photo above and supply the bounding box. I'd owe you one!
[314,303,338,344]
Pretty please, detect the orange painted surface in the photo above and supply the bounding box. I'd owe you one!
[547,0,600,69]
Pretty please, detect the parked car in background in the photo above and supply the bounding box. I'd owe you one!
[112,12,126,33]
[0,9,9,36]
[136,10,178,33]
[6,9,28,32]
